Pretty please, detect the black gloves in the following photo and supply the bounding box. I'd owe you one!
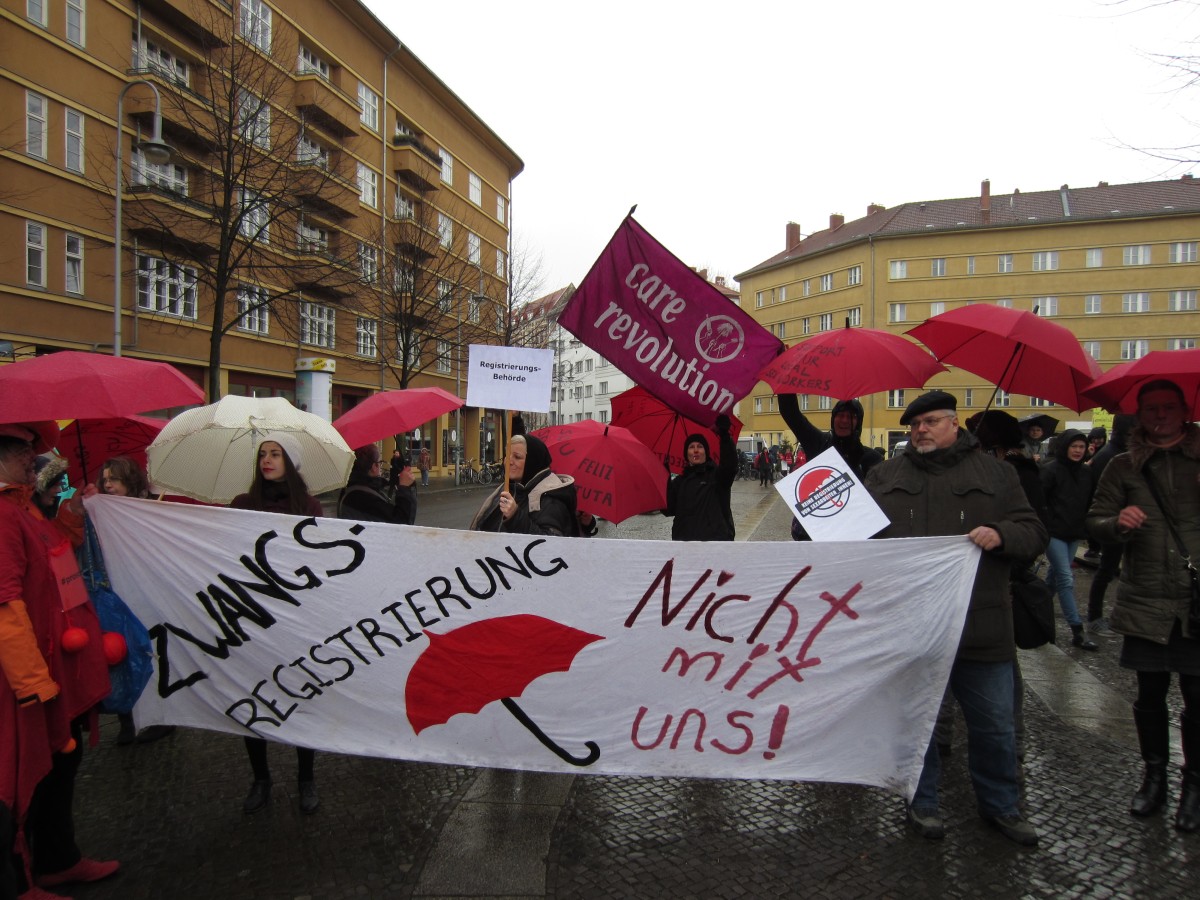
[714,414,731,435]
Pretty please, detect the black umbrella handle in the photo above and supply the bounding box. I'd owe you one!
[501,697,600,767]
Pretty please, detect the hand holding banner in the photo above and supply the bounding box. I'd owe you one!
[776,446,891,541]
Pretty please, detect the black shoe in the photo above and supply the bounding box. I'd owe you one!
[243,779,271,814]
[984,814,1039,847]
[136,724,176,744]
[906,805,945,840]
[298,781,319,815]
[116,716,136,747]
[1071,625,1099,651]
[1176,771,1200,832]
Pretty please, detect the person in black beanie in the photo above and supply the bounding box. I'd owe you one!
[664,414,737,541]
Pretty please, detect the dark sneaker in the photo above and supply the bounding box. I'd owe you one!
[299,780,320,815]
[1088,618,1116,637]
[906,805,945,840]
[985,814,1039,847]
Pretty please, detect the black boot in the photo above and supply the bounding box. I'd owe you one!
[1131,702,1169,817]
[1071,623,1099,651]
[1177,712,1200,832]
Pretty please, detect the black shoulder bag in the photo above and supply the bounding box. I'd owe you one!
[1140,465,1200,633]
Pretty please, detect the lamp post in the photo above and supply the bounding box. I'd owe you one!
[454,293,485,485]
[113,79,172,357]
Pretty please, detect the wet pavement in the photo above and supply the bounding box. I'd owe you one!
[67,479,1198,899]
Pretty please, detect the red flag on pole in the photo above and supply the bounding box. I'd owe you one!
[557,215,782,426]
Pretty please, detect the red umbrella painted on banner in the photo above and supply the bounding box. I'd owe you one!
[405,614,604,766]
[1082,348,1200,418]
[332,387,463,449]
[530,420,668,523]
[610,386,742,475]
[59,415,167,486]
[757,322,947,400]
[906,304,1101,411]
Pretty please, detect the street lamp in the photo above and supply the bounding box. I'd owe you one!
[113,79,172,357]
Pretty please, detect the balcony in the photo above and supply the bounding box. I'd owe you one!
[136,0,230,47]
[293,74,361,138]
[124,184,218,257]
[392,134,440,193]
[294,163,360,221]
[126,72,218,152]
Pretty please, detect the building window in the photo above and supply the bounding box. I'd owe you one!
[847,265,861,286]
[599,410,609,424]
[132,149,187,193]
[799,279,808,297]
[64,233,83,294]
[585,385,593,399]
[439,148,453,184]
[398,334,421,367]
[1169,290,1198,311]
[238,188,268,242]
[26,91,46,159]
[66,0,85,47]
[996,298,1013,308]
[1120,340,1149,360]
[1030,397,1051,407]
[497,195,506,224]
[1032,251,1059,271]
[356,318,378,358]
[889,260,907,279]
[1082,340,1101,360]
[818,313,832,331]
[887,390,905,408]
[468,172,482,205]
[931,258,946,277]
[239,0,272,51]
[358,243,378,283]
[778,285,787,303]
[997,254,1013,273]
[930,301,945,317]
[1171,338,1197,350]
[438,212,452,248]
[133,35,188,84]
[25,222,45,287]
[296,135,328,169]
[966,256,975,275]
[818,396,832,411]
[137,254,197,318]
[63,108,85,173]
[1122,292,1151,313]
[27,0,47,26]
[236,90,270,148]
[297,219,328,254]
[847,306,861,326]
[888,303,906,323]
[355,162,378,208]
[964,389,974,407]
[236,284,270,334]
[435,280,452,313]
[468,232,480,265]
[436,340,452,373]
[357,82,378,131]
[820,273,833,292]
[1170,242,1198,264]
[1034,297,1058,316]
[995,390,1010,408]
[1086,248,1103,268]
[755,291,764,308]
[300,301,336,349]
[496,248,506,277]
[298,46,329,79]
[1084,294,1102,314]
[393,192,414,219]
[1123,245,1152,266]
[802,317,811,335]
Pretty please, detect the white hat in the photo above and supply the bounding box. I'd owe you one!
[260,432,303,472]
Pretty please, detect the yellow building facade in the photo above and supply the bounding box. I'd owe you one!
[1,0,522,470]
[737,178,1200,454]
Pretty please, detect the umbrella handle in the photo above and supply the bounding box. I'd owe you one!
[501,697,600,767]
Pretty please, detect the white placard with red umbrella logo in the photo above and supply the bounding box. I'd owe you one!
[775,446,890,541]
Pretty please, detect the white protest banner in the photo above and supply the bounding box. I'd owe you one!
[466,345,553,412]
[85,495,979,799]
[776,446,891,542]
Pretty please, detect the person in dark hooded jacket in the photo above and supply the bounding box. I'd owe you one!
[1040,428,1099,650]
[1086,414,1136,633]
[664,415,736,541]
[469,433,580,536]
[778,394,884,540]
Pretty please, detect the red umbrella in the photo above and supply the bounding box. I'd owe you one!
[406,614,603,766]
[609,386,742,475]
[530,421,668,524]
[906,305,1101,411]
[0,351,204,422]
[60,415,167,485]
[332,387,463,449]
[757,323,946,399]
[1082,348,1200,418]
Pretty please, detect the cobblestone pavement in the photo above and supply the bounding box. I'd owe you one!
[66,484,1199,899]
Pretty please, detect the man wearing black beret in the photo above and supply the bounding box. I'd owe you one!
[865,391,1048,847]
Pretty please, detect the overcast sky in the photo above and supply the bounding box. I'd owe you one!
[377,0,1198,296]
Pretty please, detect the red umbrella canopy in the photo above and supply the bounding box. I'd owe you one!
[0,351,204,422]
[1083,348,1200,418]
[907,305,1101,411]
[757,324,946,399]
[332,387,463,449]
[60,415,167,486]
[609,386,742,475]
[531,420,668,524]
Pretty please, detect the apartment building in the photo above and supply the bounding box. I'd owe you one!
[2,0,522,471]
[736,177,1200,453]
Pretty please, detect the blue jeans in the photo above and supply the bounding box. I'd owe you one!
[912,659,1020,818]
[1045,537,1082,628]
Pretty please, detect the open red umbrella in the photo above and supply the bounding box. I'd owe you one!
[906,305,1101,411]
[0,351,204,422]
[332,387,463,449]
[406,614,603,766]
[531,421,668,523]
[758,323,946,399]
[60,415,167,485]
[1082,348,1200,418]
[609,386,741,475]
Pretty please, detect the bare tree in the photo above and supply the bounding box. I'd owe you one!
[122,12,367,398]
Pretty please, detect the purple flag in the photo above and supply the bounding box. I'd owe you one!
[559,216,782,426]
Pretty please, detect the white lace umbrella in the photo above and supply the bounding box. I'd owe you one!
[146,395,353,503]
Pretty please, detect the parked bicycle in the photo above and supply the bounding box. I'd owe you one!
[462,459,496,485]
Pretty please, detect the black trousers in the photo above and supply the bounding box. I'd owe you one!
[1088,543,1124,622]
[244,737,315,783]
